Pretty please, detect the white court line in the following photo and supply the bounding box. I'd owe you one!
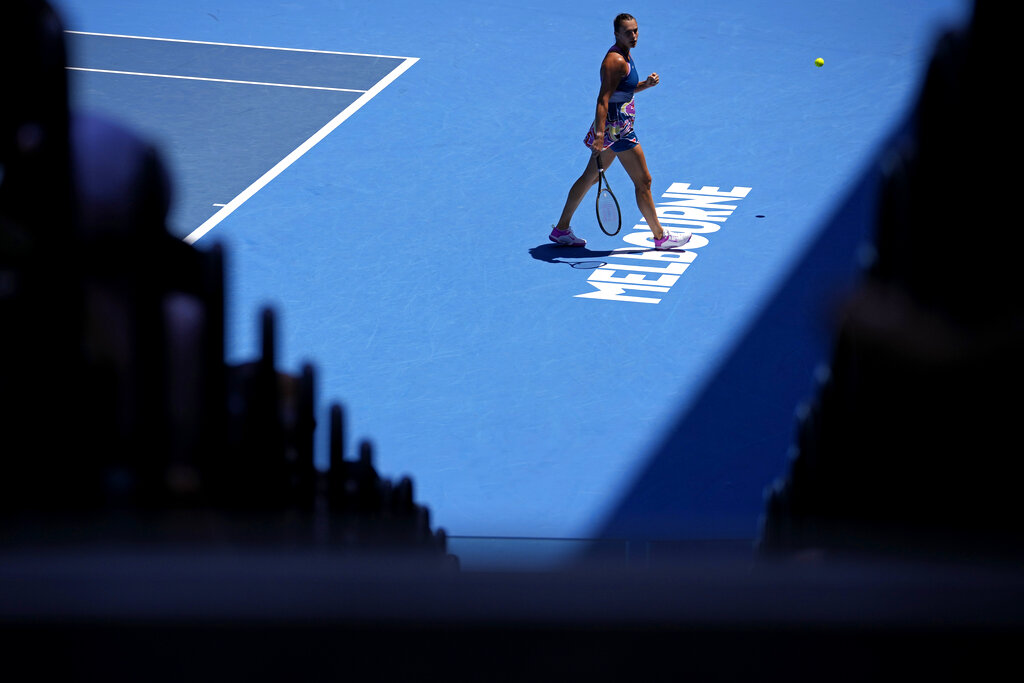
[184,55,418,245]
[66,66,366,93]
[65,30,411,60]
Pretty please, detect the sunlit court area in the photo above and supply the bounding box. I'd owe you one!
[2,0,1021,678]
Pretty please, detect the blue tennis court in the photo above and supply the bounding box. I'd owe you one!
[55,0,972,568]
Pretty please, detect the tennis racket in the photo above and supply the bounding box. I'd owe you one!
[595,154,621,236]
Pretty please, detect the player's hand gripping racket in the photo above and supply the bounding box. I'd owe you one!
[595,154,622,236]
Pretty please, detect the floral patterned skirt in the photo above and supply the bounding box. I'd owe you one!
[584,97,637,152]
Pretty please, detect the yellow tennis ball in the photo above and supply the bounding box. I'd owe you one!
[815,57,824,67]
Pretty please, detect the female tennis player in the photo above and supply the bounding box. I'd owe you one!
[550,13,690,250]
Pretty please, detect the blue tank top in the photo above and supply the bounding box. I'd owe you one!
[608,47,638,103]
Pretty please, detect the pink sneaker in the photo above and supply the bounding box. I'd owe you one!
[549,225,586,246]
[654,230,691,250]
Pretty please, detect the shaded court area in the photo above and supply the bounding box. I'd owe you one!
[65,31,412,238]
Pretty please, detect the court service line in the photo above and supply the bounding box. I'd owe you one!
[66,66,366,93]
[65,30,412,60]
[184,56,419,245]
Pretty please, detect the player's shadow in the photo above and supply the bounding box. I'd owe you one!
[529,243,647,270]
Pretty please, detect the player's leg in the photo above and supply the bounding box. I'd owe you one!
[614,144,663,238]
[615,144,690,249]
[553,149,617,230]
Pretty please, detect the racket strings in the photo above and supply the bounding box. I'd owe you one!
[595,156,621,235]
[598,190,619,224]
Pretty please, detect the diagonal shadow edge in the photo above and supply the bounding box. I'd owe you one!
[589,112,914,547]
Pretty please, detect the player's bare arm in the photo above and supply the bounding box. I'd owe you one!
[593,52,628,152]
[634,72,659,93]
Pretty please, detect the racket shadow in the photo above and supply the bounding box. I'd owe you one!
[529,243,648,269]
